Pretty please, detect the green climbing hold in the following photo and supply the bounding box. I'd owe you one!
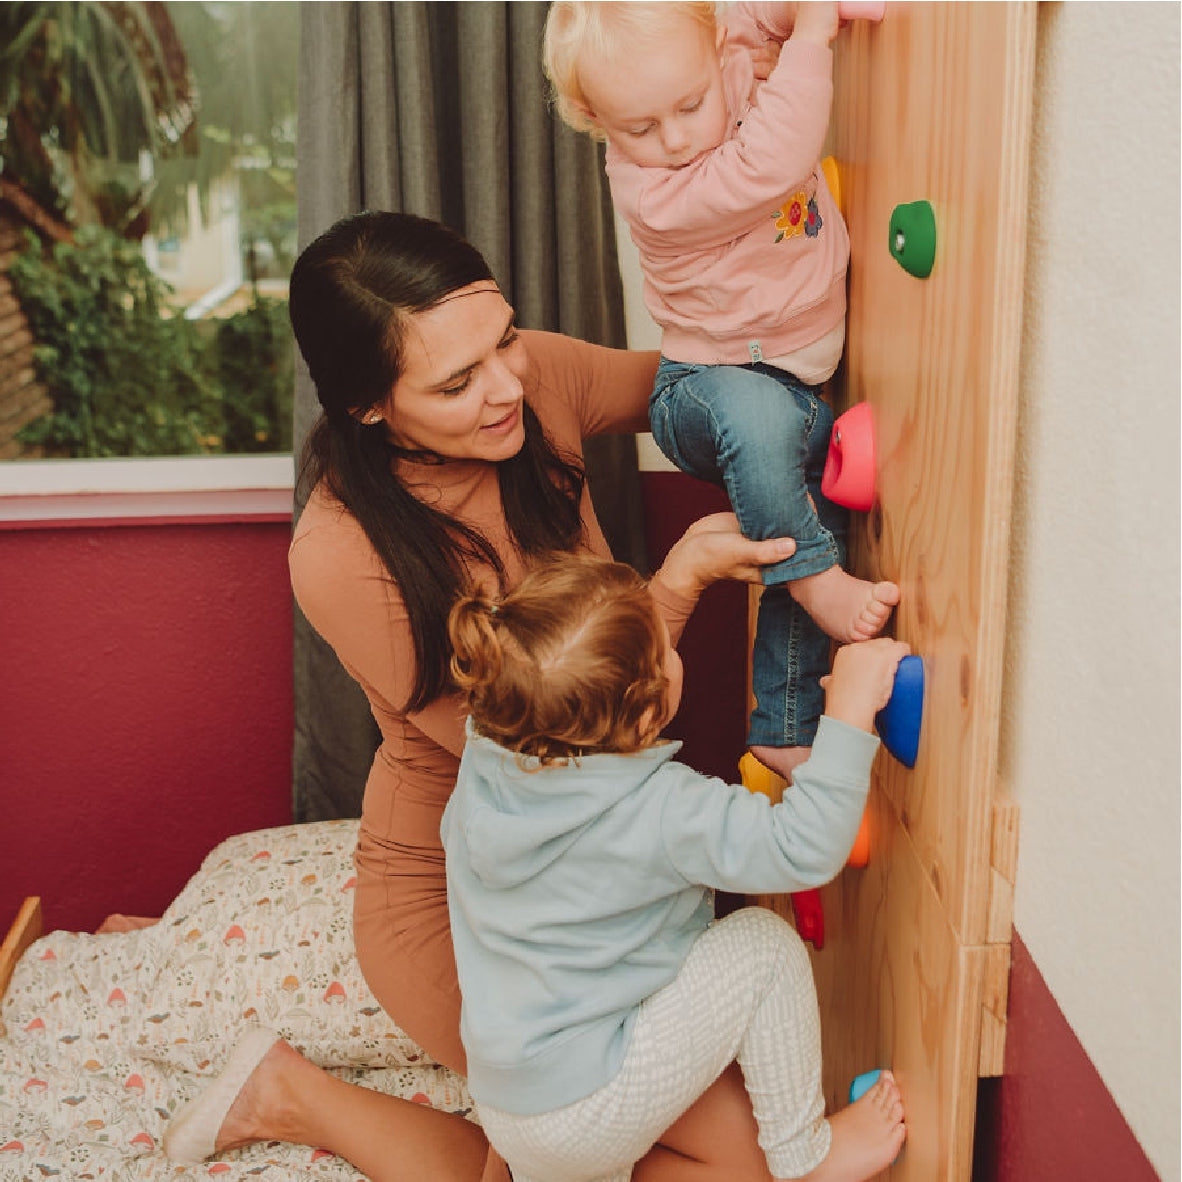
[888,200,937,279]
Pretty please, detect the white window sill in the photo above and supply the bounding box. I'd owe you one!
[0,456,294,527]
[636,434,678,474]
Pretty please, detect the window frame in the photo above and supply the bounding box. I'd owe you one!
[0,455,294,528]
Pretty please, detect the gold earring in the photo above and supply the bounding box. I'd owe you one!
[364,410,383,425]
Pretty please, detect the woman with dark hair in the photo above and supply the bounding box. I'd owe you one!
[165,210,799,1182]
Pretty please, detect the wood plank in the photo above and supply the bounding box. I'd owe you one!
[818,4,1035,1173]
[978,941,1012,1078]
[977,796,1019,1075]
[744,5,1036,1175]
[804,786,988,1180]
[986,796,1019,945]
[0,896,43,1011]
[831,1,1036,947]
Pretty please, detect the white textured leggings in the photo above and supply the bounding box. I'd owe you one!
[476,906,831,1182]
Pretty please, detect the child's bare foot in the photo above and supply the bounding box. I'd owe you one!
[749,744,811,786]
[793,1070,906,1182]
[789,567,899,643]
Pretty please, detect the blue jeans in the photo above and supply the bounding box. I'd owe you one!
[650,358,849,748]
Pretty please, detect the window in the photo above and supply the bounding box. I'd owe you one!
[0,2,299,467]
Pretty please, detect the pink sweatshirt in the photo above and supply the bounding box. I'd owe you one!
[605,6,849,367]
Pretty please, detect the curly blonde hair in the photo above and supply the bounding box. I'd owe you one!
[448,553,669,764]
[542,2,718,138]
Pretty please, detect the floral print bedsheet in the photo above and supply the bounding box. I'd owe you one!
[0,820,473,1181]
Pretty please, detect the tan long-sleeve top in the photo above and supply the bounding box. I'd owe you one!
[288,333,694,1041]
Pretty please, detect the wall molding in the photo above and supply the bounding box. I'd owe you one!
[0,456,294,527]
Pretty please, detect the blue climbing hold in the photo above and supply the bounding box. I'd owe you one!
[876,654,924,768]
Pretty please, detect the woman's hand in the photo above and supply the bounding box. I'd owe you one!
[655,512,795,601]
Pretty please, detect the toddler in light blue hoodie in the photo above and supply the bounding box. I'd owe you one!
[442,552,907,1182]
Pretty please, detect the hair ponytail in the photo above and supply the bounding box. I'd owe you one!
[447,555,670,764]
[449,593,505,693]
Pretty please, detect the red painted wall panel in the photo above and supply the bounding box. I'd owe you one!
[640,470,749,784]
[0,520,294,934]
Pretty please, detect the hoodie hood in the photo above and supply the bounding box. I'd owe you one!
[451,719,683,890]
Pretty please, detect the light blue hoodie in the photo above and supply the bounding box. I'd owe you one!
[441,714,879,1116]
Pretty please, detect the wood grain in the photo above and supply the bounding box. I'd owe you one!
[808,787,990,1180]
[833,1,1036,945]
[747,5,1036,1176]
[826,5,1034,1173]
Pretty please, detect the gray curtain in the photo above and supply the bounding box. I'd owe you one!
[292,2,646,822]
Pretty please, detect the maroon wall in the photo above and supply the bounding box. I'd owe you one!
[0,471,750,936]
[641,471,750,783]
[0,518,294,934]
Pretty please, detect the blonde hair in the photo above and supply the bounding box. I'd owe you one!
[448,554,669,764]
[542,2,718,138]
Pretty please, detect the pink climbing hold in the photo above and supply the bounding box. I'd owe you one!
[822,401,877,512]
[838,1,886,21]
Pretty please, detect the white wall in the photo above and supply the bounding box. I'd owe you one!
[1000,3,1180,1178]
[615,210,674,471]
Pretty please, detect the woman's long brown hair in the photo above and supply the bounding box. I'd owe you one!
[290,211,586,712]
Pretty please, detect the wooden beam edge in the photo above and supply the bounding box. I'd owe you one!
[0,896,43,1014]
[978,794,1020,1076]
[978,941,1012,1077]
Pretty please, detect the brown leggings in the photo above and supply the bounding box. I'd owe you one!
[353,850,512,1181]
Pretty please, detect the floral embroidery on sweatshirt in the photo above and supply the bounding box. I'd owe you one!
[773,192,822,242]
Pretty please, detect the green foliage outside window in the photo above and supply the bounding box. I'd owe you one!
[1,2,298,458]
[0,1,195,234]
[10,225,293,457]
[210,294,294,455]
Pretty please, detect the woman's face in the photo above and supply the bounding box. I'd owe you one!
[375,281,528,462]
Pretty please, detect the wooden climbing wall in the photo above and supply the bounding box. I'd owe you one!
[751,5,1037,1178]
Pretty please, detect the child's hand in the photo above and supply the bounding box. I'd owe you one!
[821,638,911,733]
[791,1,840,46]
[748,39,783,81]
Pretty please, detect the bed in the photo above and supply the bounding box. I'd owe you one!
[0,819,474,1181]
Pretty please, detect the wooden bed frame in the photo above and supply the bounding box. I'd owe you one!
[0,896,42,1006]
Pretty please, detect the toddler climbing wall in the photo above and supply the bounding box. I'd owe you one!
[753,5,1037,1179]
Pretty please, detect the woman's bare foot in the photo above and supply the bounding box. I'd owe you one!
[793,1070,906,1182]
[169,1028,493,1179]
[789,567,899,644]
[212,1037,313,1153]
[748,744,811,786]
